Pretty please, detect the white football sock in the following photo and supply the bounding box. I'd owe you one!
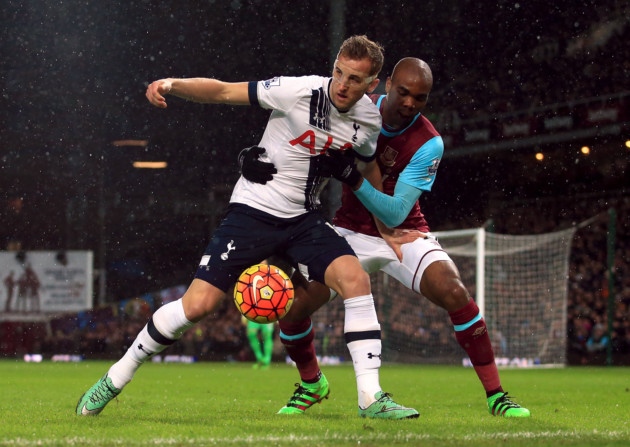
[344,294,382,408]
[107,298,193,389]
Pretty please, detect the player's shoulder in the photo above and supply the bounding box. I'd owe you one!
[418,113,440,137]
[259,75,325,92]
[350,94,382,126]
[357,93,380,110]
[255,76,330,111]
[368,93,383,106]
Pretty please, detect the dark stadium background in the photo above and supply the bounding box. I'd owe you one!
[1,0,627,312]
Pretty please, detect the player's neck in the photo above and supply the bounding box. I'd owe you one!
[382,116,413,132]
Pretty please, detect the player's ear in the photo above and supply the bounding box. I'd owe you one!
[367,78,380,94]
[384,77,392,94]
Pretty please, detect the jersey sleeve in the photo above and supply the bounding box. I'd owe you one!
[250,76,309,112]
[354,126,379,162]
[397,135,444,192]
[354,180,421,228]
[352,135,444,228]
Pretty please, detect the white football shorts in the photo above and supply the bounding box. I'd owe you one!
[337,226,452,295]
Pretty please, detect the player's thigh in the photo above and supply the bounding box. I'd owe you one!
[336,227,395,274]
[419,260,471,311]
[281,272,331,323]
[382,235,451,294]
[323,254,372,298]
[285,214,356,285]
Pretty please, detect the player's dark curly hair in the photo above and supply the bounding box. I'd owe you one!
[337,35,384,77]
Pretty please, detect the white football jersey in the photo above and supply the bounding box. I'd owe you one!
[230,75,381,218]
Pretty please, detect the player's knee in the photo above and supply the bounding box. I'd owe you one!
[282,294,311,322]
[324,257,371,298]
[182,299,214,322]
[282,282,326,322]
[335,270,371,299]
[444,283,472,311]
[424,276,470,312]
[181,282,225,322]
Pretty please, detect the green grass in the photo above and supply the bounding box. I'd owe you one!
[0,360,628,446]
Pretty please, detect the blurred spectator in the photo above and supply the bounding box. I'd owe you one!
[586,324,611,357]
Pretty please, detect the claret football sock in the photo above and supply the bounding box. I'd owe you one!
[449,300,501,393]
[279,318,320,382]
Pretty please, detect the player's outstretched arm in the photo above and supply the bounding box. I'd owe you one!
[146,78,250,108]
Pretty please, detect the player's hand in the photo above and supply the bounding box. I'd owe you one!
[316,149,362,189]
[378,225,426,261]
[145,79,173,108]
[238,146,277,184]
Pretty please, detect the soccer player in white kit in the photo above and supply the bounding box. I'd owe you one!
[75,35,418,420]
[242,57,530,418]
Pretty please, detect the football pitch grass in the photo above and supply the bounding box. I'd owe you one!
[0,360,628,446]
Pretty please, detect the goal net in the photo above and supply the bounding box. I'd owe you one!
[309,225,577,367]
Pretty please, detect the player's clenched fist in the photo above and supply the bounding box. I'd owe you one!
[146,79,173,108]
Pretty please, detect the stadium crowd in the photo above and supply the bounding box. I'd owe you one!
[9,193,627,366]
[430,1,630,129]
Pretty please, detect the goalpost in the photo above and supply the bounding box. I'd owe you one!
[430,226,577,366]
[309,225,578,367]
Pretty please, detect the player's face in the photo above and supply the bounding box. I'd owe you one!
[330,56,377,111]
[384,74,431,126]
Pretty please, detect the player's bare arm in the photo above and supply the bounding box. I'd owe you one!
[146,78,250,108]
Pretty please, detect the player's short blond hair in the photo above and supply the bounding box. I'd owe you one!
[337,35,385,78]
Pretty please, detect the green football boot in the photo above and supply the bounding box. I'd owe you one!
[487,392,531,418]
[75,373,121,416]
[358,391,419,419]
[277,374,330,414]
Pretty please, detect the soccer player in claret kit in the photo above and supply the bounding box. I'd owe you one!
[75,35,418,419]
[241,57,530,418]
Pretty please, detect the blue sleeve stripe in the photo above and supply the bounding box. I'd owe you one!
[453,313,483,332]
